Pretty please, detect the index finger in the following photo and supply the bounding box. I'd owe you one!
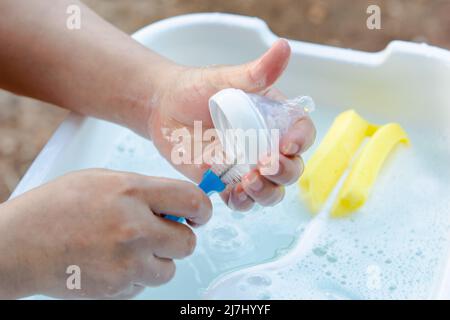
[138,176,213,226]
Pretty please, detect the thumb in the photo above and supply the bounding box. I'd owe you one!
[204,38,291,93]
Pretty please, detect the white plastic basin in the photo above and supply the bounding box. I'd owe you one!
[12,13,450,299]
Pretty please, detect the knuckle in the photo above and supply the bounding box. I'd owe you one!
[117,223,143,242]
[98,171,141,198]
[245,64,258,87]
[116,174,141,197]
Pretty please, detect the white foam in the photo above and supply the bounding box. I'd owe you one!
[103,106,450,299]
[204,144,450,299]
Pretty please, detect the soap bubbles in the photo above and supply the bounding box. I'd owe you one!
[203,147,450,300]
[105,120,450,300]
[204,223,252,259]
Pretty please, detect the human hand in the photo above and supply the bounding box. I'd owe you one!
[0,169,211,299]
[148,39,316,211]
[0,0,313,213]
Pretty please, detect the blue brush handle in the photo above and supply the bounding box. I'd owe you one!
[165,169,226,223]
[198,169,226,195]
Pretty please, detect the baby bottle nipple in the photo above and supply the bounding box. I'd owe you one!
[247,92,315,136]
[208,88,315,167]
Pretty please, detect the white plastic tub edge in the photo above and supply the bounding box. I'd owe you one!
[10,13,450,300]
[10,113,84,199]
[12,13,450,200]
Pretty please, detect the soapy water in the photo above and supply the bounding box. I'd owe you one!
[205,122,450,299]
[205,159,352,299]
[105,106,450,300]
[106,130,310,299]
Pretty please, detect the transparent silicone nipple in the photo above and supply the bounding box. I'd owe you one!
[247,94,315,136]
[208,89,316,183]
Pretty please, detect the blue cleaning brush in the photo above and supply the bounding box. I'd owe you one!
[164,163,246,223]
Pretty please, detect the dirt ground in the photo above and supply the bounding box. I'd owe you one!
[1,0,449,201]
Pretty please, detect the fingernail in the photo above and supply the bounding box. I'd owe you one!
[246,173,264,192]
[260,155,281,176]
[283,142,300,155]
[237,189,247,202]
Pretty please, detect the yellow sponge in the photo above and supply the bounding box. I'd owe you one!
[331,123,409,217]
[299,110,377,212]
[299,110,409,217]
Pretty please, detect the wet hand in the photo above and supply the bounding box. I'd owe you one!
[0,169,211,299]
[148,39,316,211]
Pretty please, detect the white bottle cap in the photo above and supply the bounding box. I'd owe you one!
[209,88,267,132]
[208,88,270,164]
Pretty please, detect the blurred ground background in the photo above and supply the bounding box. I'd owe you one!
[1,0,449,201]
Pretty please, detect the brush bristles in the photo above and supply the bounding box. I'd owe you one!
[210,162,232,177]
[220,164,248,186]
[210,162,248,187]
